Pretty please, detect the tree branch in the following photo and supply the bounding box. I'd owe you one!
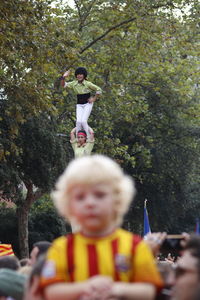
[151,1,176,9]
[74,0,82,27]
[33,189,44,202]
[74,0,97,32]
[79,0,184,55]
[79,0,97,31]
[79,16,137,54]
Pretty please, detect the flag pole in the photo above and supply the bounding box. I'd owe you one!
[195,218,200,235]
[144,199,147,208]
[143,199,151,236]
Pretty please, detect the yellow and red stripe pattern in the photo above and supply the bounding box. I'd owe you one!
[40,228,163,290]
[0,244,14,257]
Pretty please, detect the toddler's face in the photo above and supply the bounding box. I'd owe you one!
[69,183,116,236]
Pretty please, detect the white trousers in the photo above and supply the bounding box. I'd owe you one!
[76,102,93,136]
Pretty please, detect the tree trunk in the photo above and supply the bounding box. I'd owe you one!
[17,205,30,258]
[16,182,43,258]
[17,182,34,258]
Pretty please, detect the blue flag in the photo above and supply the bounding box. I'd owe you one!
[144,199,151,236]
[195,218,200,235]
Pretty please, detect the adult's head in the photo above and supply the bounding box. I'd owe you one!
[29,241,51,266]
[0,268,26,300]
[52,155,136,228]
[0,255,20,270]
[75,67,87,82]
[172,235,200,300]
[77,130,87,145]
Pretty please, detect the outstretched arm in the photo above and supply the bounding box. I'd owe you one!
[61,70,70,87]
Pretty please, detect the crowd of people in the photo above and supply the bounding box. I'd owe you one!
[0,155,200,300]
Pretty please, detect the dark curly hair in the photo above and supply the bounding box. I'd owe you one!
[75,67,87,79]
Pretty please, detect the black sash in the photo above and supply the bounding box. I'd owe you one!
[77,93,91,104]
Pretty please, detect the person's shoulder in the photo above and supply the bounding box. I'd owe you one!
[117,228,142,243]
[51,235,67,248]
[84,80,94,85]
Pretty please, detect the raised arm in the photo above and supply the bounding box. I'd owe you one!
[88,127,94,142]
[61,70,70,87]
[70,127,76,141]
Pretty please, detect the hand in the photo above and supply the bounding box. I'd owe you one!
[165,253,175,264]
[109,282,127,299]
[180,232,190,248]
[144,232,167,256]
[80,276,113,300]
[70,127,76,134]
[88,275,113,290]
[88,127,94,135]
[88,96,96,103]
[63,70,70,78]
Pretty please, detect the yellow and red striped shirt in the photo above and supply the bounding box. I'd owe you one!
[40,228,162,289]
[0,244,14,257]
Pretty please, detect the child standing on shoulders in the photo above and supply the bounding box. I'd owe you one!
[40,155,163,300]
[61,67,102,137]
[70,127,94,158]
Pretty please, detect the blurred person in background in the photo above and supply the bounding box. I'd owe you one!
[29,241,51,266]
[0,256,20,271]
[172,235,200,300]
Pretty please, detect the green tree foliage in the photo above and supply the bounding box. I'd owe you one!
[0,196,70,257]
[0,98,69,256]
[29,195,71,250]
[0,0,78,158]
[0,206,18,253]
[133,75,200,233]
